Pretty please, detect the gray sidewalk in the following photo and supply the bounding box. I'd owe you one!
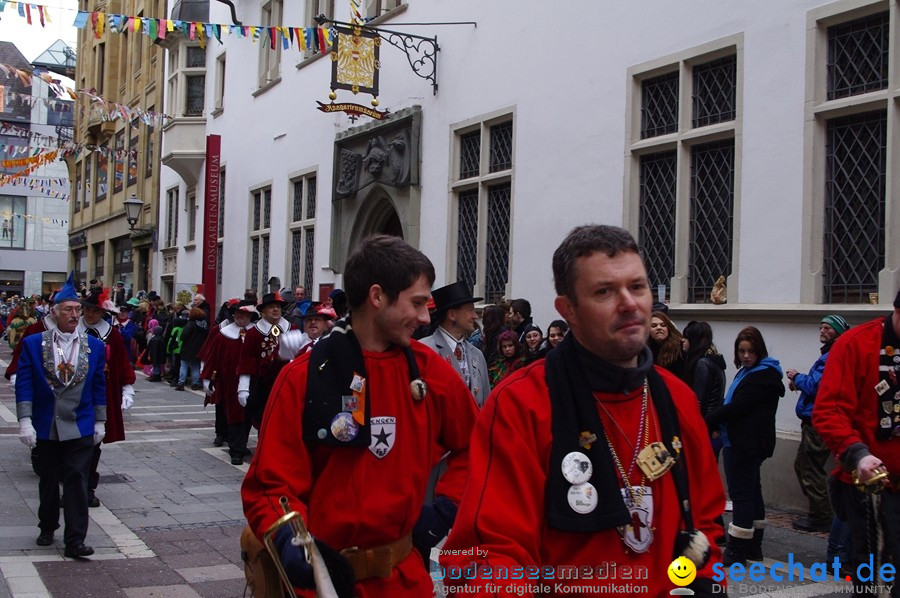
[0,342,255,597]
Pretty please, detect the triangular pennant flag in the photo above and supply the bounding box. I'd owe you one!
[213,24,221,42]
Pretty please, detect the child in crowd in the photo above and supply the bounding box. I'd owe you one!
[489,330,526,388]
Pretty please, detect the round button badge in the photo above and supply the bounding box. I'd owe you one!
[567,482,598,514]
[561,451,593,485]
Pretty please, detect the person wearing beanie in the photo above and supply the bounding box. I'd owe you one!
[786,314,850,533]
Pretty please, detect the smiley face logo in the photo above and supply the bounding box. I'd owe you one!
[668,556,696,587]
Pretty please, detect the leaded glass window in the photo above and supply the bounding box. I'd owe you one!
[250,238,260,291]
[827,12,888,100]
[291,230,302,289]
[692,55,736,128]
[304,228,315,292]
[306,177,316,220]
[252,192,261,230]
[641,72,678,139]
[824,111,886,303]
[460,131,480,179]
[185,74,205,116]
[485,183,511,304]
[456,189,478,292]
[293,180,303,222]
[262,236,270,288]
[489,121,513,173]
[263,189,271,229]
[689,140,734,303]
[187,46,206,68]
[638,151,677,293]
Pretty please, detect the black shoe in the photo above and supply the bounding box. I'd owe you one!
[231,457,243,465]
[36,531,54,546]
[191,383,202,390]
[175,384,185,391]
[213,435,225,447]
[147,375,162,382]
[792,517,831,533]
[88,492,100,508]
[64,544,94,558]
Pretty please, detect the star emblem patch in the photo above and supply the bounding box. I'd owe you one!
[368,416,396,459]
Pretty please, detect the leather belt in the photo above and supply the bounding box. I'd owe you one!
[340,534,412,580]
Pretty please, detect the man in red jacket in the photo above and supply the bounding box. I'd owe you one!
[440,225,724,597]
[814,288,900,596]
[242,235,478,598]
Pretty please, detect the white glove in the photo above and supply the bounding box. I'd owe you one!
[93,422,106,445]
[237,390,249,408]
[9,374,16,386]
[278,330,306,360]
[203,379,213,395]
[19,417,36,448]
[121,385,135,411]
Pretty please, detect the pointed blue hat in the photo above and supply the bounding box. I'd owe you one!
[54,271,80,304]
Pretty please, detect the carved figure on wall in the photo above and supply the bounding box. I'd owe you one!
[336,149,362,199]
[337,132,411,199]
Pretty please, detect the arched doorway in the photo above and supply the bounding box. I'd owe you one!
[350,194,404,252]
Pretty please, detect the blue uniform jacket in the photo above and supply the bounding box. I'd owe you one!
[15,333,107,439]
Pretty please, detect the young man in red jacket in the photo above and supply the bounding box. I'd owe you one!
[813,288,900,596]
[441,225,724,597]
[242,235,478,597]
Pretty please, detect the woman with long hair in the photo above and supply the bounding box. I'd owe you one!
[705,326,785,566]
[682,320,726,419]
[544,319,569,351]
[489,330,525,388]
[480,305,508,365]
[648,311,685,378]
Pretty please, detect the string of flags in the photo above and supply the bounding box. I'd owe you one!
[0,122,137,161]
[0,149,58,185]
[2,180,70,201]
[0,211,68,228]
[0,2,339,53]
[0,64,171,127]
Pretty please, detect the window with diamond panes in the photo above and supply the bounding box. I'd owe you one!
[262,236,270,288]
[252,193,261,230]
[638,151,677,295]
[305,177,316,220]
[456,189,478,292]
[485,183,511,304]
[823,111,886,303]
[459,131,480,179]
[688,140,734,303]
[250,238,260,291]
[641,72,679,139]
[489,121,513,173]
[692,55,736,128]
[292,180,303,222]
[263,189,271,229]
[827,12,888,101]
[304,228,314,291]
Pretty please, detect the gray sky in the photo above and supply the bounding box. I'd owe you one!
[0,1,79,62]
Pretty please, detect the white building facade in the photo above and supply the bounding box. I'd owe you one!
[158,0,900,508]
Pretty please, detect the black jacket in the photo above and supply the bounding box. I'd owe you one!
[690,353,727,417]
[705,366,785,459]
[179,319,210,362]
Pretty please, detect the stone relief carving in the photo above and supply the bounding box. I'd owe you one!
[336,130,412,199]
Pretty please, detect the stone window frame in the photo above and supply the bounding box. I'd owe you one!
[249,183,273,294]
[800,0,900,304]
[258,0,283,91]
[623,33,744,305]
[448,107,516,304]
[288,169,317,293]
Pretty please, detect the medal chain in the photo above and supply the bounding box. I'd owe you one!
[597,380,650,506]
[54,332,79,383]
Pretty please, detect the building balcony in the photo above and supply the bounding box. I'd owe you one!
[161,116,206,186]
[85,110,116,137]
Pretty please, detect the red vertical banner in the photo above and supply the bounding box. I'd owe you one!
[202,135,221,316]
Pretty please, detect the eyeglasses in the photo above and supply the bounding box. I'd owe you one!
[57,306,82,314]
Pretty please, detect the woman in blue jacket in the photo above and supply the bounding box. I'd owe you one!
[705,326,785,566]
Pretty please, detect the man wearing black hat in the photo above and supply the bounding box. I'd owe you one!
[814,288,900,596]
[237,293,296,430]
[419,281,490,407]
[202,302,259,465]
[78,289,135,507]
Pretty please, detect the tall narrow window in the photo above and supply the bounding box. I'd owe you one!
[187,192,197,243]
[827,12,888,100]
[638,151,677,294]
[259,0,283,87]
[166,188,179,249]
[290,174,316,292]
[451,114,514,304]
[249,187,272,293]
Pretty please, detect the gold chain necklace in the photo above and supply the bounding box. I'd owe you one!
[597,380,651,506]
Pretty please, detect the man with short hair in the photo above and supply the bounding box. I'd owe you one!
[786,314,849,533]
[441,225,724,596]
[285,285,312,329]
[242,235,478,597]
[419,281,490,407]
[814,289,900,596]
[16,273,106,558]
[508,298,534,342]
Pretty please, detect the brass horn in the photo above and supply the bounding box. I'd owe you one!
[263,497,339,598]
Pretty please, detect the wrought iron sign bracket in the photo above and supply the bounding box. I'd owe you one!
[317,17,450,95]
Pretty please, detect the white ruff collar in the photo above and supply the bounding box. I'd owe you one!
[221,321,253,340]
[255,317,289,336]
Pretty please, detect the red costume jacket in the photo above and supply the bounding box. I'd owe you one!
[81,321,136,443]
[242,340,479,598]
[196,321,222,365]
[440,363,724,598]
[813,316,900,484]
[200,322,249,424]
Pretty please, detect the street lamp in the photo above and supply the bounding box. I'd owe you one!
[123,193,153,233]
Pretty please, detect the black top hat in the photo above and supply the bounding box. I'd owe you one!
[258,292,289,310]
[431,281,482,314]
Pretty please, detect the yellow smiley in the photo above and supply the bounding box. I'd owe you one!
[667,556,697,587]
